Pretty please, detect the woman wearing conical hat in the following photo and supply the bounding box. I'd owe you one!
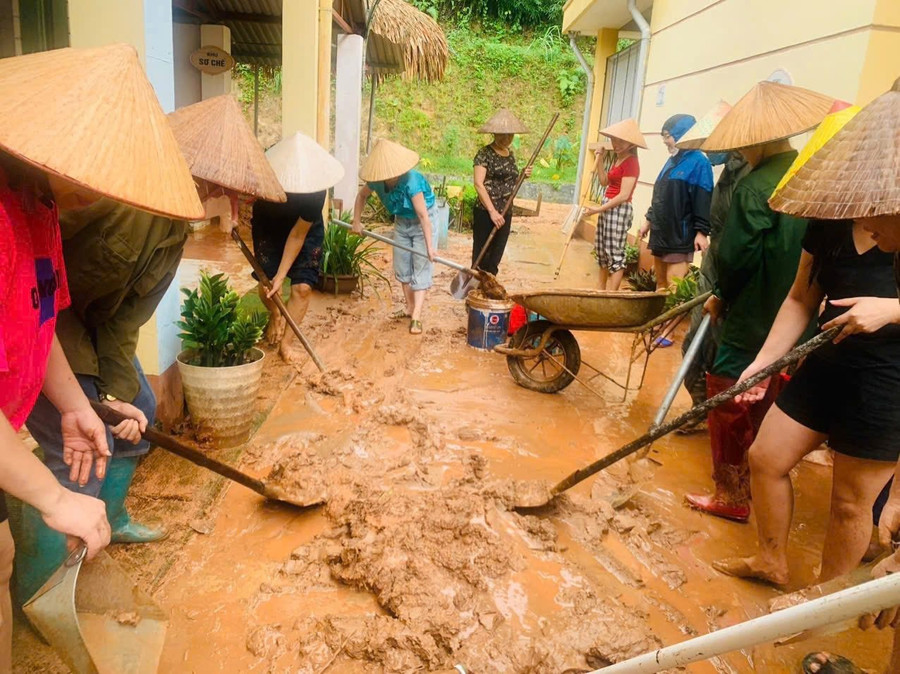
[584,118,645,290]
[251,132,344,363]
[713,84,900,674]
[0,44,205,667]
[680,81,836,525]
[352,139,437,335]
[472,109,532,276]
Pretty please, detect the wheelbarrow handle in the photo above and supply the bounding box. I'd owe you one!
[331,219,471,273]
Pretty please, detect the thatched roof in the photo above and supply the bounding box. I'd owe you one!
[368,0,448,82]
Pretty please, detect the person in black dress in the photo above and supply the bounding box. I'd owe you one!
[472,109,531,276]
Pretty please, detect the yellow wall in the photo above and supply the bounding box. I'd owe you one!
[585,0,893,230]
[67,0,145,62]
[282,0,319,138]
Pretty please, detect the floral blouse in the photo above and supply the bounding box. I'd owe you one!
[474,145,518,212]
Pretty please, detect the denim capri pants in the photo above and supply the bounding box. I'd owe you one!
[393,206,438,291]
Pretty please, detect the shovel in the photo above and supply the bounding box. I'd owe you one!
[332,219,473,276]
[24,544,168,674]
[90,402,325,508]
[450,112,560,299]
[230,229,326,373]
[514,327,839,510]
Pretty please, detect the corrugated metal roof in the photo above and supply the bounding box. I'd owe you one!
[172,0,423,74]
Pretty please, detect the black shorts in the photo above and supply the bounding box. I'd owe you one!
[776,353,900,462]
[251,223,324,289]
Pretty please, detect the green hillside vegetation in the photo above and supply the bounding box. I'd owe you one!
[367,26,594,186]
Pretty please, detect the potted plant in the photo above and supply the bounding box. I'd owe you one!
[176,271,267,448]
[624,242,641,276]
[318,222,387,295]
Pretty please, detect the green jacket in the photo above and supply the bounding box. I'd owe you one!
[56,199,188,401]
[714,151,813,363]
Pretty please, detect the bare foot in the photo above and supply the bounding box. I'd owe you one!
[279,342,306,367]
[801,652,863,673]
[713,556,789,586]
[266,315,285,346]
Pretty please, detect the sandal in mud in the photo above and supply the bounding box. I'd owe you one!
[801,652,863,674]
[390,308,411,320]
[409,319,423,335]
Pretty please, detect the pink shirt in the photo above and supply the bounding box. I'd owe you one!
[0,176,69,430]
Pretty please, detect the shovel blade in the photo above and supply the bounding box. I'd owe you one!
[450,270,480,300]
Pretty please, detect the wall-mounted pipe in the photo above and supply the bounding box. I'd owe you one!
[569,32,594,206]
[627,0,650,119]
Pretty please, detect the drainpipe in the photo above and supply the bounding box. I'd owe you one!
[627,0,651,119]
[569,32,593,206]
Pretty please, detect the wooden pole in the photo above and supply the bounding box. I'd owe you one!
[366,76,377,153]
[253,64,260,137]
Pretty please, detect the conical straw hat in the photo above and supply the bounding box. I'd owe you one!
[599,118,647,149]
[359,139,420,182]
[477,109,530,134]
[701,82,835,151]
[0,44,204,220]
[266,132,345,194]
[169,95,286,203]
[676,100,732,150]
[770,102,860,197]
[769,78,900,219]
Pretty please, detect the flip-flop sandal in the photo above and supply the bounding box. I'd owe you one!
[409,320,423,335]
[654,336,674,348]
[801,652,863,674]
[390,309,411,320]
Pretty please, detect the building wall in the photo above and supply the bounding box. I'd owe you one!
[623,0,893,226]
[173,21,201,109]
[67,0,144,60]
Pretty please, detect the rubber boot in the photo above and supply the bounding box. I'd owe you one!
[99,456,167,544]
[12,503,68,605]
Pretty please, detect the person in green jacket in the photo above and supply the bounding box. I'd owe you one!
[682,81,835,523]
[16,199,188,602]
[679,151,751,418]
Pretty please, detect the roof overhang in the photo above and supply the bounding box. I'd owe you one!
[563,0,652,34]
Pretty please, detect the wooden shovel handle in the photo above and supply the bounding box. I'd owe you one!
[548,327,840,498]
[89,400,269,497]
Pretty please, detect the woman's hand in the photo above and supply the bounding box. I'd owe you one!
[351,216,363,235]
[267,273,287,299]
[427,245,437,262]
[734,361,771,404]
[584,206,602,216]
[60,407,111,486]
[859,549,900,630]
[490,209,506,229]
[102,399,148,445]
[822,297,900,343]
[524,166,533,179]
[695,232,709,253]
[702,295,723,322]
[639,220,651,239]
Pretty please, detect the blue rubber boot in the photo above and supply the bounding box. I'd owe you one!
[98,456,167,543]
[12,503,68,605]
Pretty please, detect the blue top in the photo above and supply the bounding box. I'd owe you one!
[367,170,435,219]
[645,149,714,255]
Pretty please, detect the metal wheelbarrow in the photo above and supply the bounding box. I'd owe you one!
[494,290,711,399]
[24,545,168,673]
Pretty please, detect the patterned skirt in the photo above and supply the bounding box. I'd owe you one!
[595,198,634,272]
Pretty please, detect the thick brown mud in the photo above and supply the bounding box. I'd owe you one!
[12,204,894,673]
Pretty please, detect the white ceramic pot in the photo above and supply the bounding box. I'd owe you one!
[176,348,265,448]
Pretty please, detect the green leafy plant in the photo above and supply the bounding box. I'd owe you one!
[320,223,388,295]
[551,135,576,170]
[178,272,266,368]
[627,268,658,292]
[624,242,640,266]
[556,70,584,107]
[665,267,700,309]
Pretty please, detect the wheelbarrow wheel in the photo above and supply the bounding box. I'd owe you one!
[507,320,581,393]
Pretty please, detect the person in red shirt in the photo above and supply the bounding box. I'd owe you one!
[585,118,646,290]
[0,158,113,670]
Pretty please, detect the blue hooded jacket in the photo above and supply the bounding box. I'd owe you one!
[645,115,714,256]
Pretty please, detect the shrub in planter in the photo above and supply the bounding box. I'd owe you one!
[176,272,267,447]
[318,223,388,296]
